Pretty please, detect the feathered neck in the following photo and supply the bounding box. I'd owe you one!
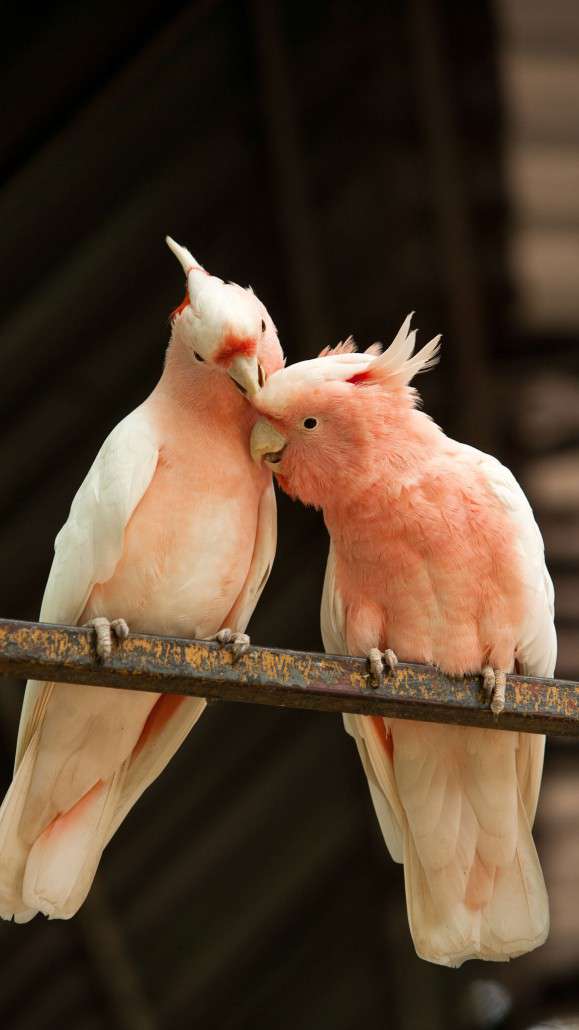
[153,332,254,431]
[320,401,444,535]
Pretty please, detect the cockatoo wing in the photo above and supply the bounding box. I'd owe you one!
[221,478,277,633]
[466,445,556,678]
[320,541,347,655]
[321,543,404,862]
[466,445,556,825]
[14,407,160,769]
[0,408,160,920]
[102,477,277,847]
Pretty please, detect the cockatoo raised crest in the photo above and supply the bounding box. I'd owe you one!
[166,235,270,396]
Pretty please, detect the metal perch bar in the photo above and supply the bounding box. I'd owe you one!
[0,618,577,737]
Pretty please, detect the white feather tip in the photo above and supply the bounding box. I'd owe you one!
[375,315,441,384]
[165,236,201,274]
[319,336,357,357]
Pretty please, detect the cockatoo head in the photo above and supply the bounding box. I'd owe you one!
[250,315,441,507]
[166,236,283,397]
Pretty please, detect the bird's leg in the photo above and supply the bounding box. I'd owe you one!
[481,666,507,716]
[84,616,129,661]
[207,628,250,662]
[367,647,398,689]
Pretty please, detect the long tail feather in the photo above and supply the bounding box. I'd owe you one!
[404,795,548,967]
[0,687,206,920]
[22,772,125,919]
[0,736,40,919]
[348,715,549,966]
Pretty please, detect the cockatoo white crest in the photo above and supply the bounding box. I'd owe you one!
[165,236,272,396]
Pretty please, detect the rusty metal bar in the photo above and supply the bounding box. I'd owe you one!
[0,617,577,737]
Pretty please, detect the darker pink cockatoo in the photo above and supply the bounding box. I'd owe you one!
[250,316,555,966]
[0,237,283,921]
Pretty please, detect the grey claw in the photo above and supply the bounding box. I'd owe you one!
[367,648,384,689]
[211,628,250,661]
[231,644,249,662]
[230,633,250,662]
[84,616,129,661]
[491,671,506,717]
[482,665,495,699]
[383,649,398,673]
[481,666,506,716]
[366,648,398,689]
[111,618,129,641]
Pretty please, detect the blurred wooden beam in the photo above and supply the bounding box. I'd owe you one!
[78,887,157,1030]
[407,0,494,449]
[0,618,577,737]
[251,0,327,353]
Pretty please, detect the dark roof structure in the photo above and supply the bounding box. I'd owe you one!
[0,2,577,1028]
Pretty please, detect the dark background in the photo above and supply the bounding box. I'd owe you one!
[0,1,578,1028]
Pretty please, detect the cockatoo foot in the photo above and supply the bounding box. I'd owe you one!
[481,666,506,717]
[367,647,398,688]
[84,617,129,661]
[209,628,250,662]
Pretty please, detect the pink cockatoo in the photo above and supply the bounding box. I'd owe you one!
[250,316,556,966]
[0,237,284,922]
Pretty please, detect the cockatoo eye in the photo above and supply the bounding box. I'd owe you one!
[302,417,319,431]
[193,351,205,363]
[258,362,265,388]
[261,319,266,333]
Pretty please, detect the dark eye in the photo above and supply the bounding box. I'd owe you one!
[258,361,265,388]
[302,417,318,430]
[261,319,266,333]
[193,351,205,363]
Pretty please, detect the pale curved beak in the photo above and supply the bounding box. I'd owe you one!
[250,418,287,466]
[227,354,260,398]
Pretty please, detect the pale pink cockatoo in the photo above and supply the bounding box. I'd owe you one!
[250,316,556,966]
[0,237,284,921]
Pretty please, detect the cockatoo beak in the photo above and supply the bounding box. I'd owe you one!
[250,418,287,466]
[227,354,261,398]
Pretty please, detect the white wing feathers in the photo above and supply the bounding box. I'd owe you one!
[14,409,159,769]
[42,407,159,626]
[0,410,160,920]
[470,447,556,679]
[321,545,405,861]
[320,541,347,656]
[472,448,554,829]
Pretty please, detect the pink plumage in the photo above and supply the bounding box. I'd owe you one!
[0,239,284,922]
[251,315,555,966]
